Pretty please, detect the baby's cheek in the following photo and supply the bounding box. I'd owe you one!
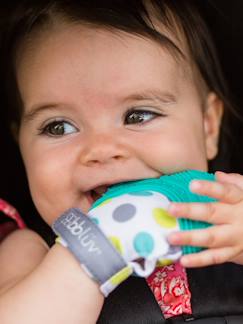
[28,171,65,222]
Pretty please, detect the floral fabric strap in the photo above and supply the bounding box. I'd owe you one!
[0,199,26,242]
[146,262,192,319]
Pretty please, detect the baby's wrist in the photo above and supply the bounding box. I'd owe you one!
[52,242,104,299]
[52,209,132,296]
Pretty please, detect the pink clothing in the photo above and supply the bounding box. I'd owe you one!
[0,198,26,241]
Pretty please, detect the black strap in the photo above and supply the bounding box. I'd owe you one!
[97,264,243,323]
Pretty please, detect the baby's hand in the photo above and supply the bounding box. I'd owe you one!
[168,171,243,268]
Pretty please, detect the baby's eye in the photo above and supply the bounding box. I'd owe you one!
[125,109,162,125]
[41,120,78,136]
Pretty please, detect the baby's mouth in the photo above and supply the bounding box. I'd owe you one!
[89,185,108,203]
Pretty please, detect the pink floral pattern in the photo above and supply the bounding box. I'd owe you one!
[146,262,192,319]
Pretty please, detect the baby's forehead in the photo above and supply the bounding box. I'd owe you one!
[135,19,206,97]
[21,17,191,69]
[17,17,204,105]
[17,1,195,79]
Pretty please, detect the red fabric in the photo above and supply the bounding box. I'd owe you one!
[0,199,26,241]
[146,262,192,319]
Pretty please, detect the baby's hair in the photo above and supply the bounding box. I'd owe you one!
[0,0,235,170]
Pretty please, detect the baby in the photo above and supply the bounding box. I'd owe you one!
[1,1,243,323]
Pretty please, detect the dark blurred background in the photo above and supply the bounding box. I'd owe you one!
[0,1,243,241]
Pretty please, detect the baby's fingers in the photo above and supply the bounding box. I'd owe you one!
[179,246,238,268]
[190,179,243,204]
[168,225,238,249]
[216,171,243,191]
[168,201,230,225]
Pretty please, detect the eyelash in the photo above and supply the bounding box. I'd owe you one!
[124,108,166,125]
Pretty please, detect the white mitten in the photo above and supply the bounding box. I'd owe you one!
[88,190,182,277]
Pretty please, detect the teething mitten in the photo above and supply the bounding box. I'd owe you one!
[89,170,216,274]
[88,190,182,277]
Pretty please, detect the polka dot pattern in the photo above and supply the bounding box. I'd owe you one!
[156,258,173,266]
[112,203,136,222]
[153,208,177,228]
[134,232,154,257]
[91,217,99,225]
[88,190,182,277]
[109,236,123,254]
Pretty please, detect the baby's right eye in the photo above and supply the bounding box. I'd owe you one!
[40,120,78,137]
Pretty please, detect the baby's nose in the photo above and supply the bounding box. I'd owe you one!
[79,131,130,166]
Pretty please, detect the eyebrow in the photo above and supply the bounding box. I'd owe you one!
[22,103,62,123]
[123,90,177,105]
[22,90,177,123]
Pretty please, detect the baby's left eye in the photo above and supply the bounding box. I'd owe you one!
[125,110,162,125]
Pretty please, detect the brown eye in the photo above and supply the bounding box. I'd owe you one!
[42,121,77,136]
[125,110,160,125]
[47,122,64,135]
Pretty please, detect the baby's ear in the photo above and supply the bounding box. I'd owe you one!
[203,92,223,160]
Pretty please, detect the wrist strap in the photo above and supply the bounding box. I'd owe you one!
[52,208,132,296]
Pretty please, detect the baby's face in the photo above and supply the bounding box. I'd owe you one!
[17,24,222,224]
